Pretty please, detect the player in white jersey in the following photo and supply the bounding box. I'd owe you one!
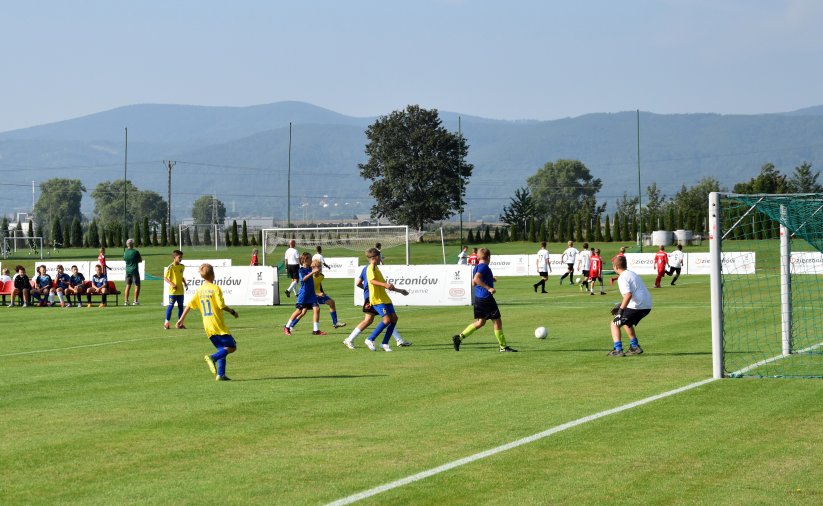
[312,245,331,270]
[283,239,300,298]
[576,243,592,292]
[608,255,652,357]
[558,241,579,286]
[532,241,551,293]
[666,243,685,286]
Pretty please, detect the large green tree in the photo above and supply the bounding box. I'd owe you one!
[526,159,603,218]
[91,180,167,228]
[733,163,788,194]
[192,195,226,224]
[787,162,822,193]
[500,187,536,236]
[33,178,86,233]
[359,105,473,231]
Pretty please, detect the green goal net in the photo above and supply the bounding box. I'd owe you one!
[710,193,823,378]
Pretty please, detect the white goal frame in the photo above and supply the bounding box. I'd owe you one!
[178,224,226,251]
[3,236,44,259]
[262,225,411,266]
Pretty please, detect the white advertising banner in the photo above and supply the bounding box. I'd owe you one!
[790,252,823,274]
[181,259,232,268]
[162,266,278,306]
[319,257,360,279]
[353,264,472,306]
[40,260,145,281]
[525,255,577,276]
[687,252,756,275]
[487,254,530,277]
[624,254,658,275]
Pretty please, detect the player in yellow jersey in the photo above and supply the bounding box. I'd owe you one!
[163,250,188,330]
[363,247,408,352]
[177,263,239,381]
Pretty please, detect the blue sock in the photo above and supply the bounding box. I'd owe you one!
[216,358,226,377]
[614,341,623,351]
[291,317,301,329]
[382,323,396,345]
[630,338,639,347]
[330,311,338,326]
[211,348,229,361]
[368,321,387,341]
[165,303,174,321]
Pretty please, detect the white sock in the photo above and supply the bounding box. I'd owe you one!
[287,281,297,292]
[393,330,404,342]
[58,293,65,303]
[313,321,319,331]
[347,328,362,341]
[48,293,54,303]
[286,319,293,327]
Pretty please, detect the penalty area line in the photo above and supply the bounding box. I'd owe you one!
[326,376,718,506]
[0,335,170,358]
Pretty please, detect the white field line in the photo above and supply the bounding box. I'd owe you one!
[730,340,823,376]
[0,335,170,357]
[326,377,718,506]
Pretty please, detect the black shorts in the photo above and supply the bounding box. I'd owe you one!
[538,271,548,277]
[286,264,299,279]
[668,266,682,275]
[125,272,141,286]
[295,302,316,310]
[582,270,590,278]
[566,263,574,271]
[622,308,651,327]
[362,298,379,315]
[473,296,501,320]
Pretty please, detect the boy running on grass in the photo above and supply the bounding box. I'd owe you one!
[363,247,407,352]
[177,263,239,381]
[343,261,410,349]
[164,250,188,330]
[452,248,517,353]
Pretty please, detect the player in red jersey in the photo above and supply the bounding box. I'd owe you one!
[588,248,606,295]
[653,245,668,288]
[609,246,626,286]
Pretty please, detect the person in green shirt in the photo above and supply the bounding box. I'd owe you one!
[123,238,143,306]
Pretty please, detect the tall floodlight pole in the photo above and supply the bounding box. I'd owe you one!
[165,160,176,240]
[637,110,643,252]
[123,127,128,248]
[458,116,463,248]
[287,122,292,228]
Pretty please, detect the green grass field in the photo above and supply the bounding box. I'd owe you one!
[2,242,822,504]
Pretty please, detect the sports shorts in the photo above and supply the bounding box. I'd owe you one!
[373,303,396,317]
[125,271,141,286]
[473,296,501,320]
[538,271,548,277]
[566,263,574,271]
[621,308,651,327]
[209,334,237,349]
[295,301,316,310]
[362,298,379,315]
[286,264,299,279]
[316,294,331,305]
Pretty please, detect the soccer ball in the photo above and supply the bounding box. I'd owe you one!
[574,277,581,284]
[534,326,548,339]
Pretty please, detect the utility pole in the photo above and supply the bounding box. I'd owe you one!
[165,160,176,239]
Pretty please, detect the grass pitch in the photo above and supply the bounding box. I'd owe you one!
[2,243,821,504]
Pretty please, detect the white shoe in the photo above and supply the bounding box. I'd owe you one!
[333,322,347,328]
[132,301,140,306]
[22,303,28,307]
[382,344,392,352]
[124,301,130,306]
[343,339,355,350]
[7,303,13,307]
[364,339,376,351]
[396,339,412,347]
[76,302,83,307]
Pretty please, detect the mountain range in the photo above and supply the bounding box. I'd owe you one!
[2,101,822,224]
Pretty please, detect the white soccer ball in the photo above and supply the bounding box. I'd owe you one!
[574,277,581,284]
[534,326,548,339]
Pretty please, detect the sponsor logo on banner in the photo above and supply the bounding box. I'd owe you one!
[687,252,756,275]
[488,255,528,276]
[790,252,823,274]
[163,266,276,306]
[353,264,471,306]
[320,257,359,278]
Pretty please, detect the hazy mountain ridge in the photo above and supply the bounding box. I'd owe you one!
[2,102,822,222]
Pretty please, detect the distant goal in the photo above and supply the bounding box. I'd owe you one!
[262,225,421,266]
[178,224,227,251]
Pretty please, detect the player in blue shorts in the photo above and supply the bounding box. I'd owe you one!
[343,263,411,349]
[452,248,517,352]
[53,264,71,308]
[363,247,408,352]
[313,266,346,329]
[86,264,109,307]
[32,265,54,306]
[176,263,239,381]
[283,253,326,335]
[67,265,86,307]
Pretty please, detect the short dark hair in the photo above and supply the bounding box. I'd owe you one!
[613,255,627,270]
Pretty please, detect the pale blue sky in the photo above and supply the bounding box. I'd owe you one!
[1,0,821,133]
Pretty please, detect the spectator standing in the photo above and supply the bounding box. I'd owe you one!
[123,238,143,305]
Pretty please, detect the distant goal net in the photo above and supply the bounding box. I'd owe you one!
[262,225,422,266]
[178,224,227,251]
[710,192,823,378]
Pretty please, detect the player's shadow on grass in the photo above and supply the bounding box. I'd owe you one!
[415,343,501,351]
[234,374,388,382]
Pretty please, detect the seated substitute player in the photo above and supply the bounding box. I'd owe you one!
[32,264,54,306]
[164,249,188,330]
[176,263,239,381]
[452,248,517,353]
[67,265,86,307]
[666,243,684,286]
[313,264,346,329]
[10,265,31,307]
[608,255,652,357]
[363,247,407,352]
[343,261,410,349]
[283,252,326,335]
[53,264,71,308]
[86,264,109,308]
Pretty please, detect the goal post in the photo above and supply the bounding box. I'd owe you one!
[3,236,44,259]
[710,192,823,378]
[178,224,227,251]
[261,225,421,266]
